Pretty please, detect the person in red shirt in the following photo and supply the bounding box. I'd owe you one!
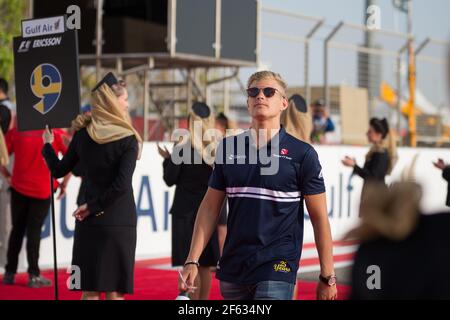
[1,127,68,288]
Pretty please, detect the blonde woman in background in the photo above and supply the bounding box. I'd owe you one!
[281,94,311,143]
[157,102,220,300]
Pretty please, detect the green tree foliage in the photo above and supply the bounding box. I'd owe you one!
[0,0,27,81]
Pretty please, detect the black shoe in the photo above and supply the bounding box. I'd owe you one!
[2,272,15,285]
[28,275,52,288]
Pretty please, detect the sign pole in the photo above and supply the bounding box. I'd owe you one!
[49,170,59,300]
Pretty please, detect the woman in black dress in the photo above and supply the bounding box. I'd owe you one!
[157,102,220,300]
[342,118,397,190]
[433,158,450,207]
[42,73,142,300]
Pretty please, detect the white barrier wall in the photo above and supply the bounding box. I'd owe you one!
[28,143,450,268]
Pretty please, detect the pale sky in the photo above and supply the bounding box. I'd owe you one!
[237,0,449,112]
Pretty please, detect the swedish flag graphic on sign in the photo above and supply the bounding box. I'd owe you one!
[30,63,62,115]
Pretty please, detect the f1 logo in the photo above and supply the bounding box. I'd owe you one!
[18,40,31,53]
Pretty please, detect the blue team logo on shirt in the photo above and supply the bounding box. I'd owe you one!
[30,63,62,115]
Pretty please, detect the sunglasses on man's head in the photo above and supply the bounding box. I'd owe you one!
[246,87,285,98]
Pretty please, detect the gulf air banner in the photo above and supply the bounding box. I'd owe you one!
[13,27,80,131]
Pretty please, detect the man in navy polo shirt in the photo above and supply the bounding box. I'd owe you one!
[180,71,337,300]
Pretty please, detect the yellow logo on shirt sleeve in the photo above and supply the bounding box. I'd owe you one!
[273,260,291,273]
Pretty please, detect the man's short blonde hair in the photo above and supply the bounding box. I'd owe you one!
[247,71,287,94]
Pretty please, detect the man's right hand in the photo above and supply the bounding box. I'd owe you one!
[179,264,198,293]
[316,281,338,300]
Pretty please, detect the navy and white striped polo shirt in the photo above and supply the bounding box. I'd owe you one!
[209,126,325,284]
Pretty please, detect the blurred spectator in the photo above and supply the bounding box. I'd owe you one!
[0,77,12,267]
[433,158,450,207]
[1,127,69,288]
[0,78,12,134]
[310,99,335,144]
[348,182,450,299]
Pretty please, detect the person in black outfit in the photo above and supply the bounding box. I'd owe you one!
[0,78,12,135]
[0,78,12,263]
[71,105,92,207]
[432,158,450,207]
[342,118,397,189]
[71,162,87,206]
[0,77,11,168]
[351,213,450,299]
[347,181,450,299]
[42,73,142,300]
[157,102,220,300]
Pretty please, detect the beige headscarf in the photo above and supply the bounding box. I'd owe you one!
[0,130,9,166]
[345,181,422,242]
[281,97,312,143]
[345,154,422,242]
[72,83,143,158]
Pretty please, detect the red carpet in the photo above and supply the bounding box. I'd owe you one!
[0,265,351,300]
